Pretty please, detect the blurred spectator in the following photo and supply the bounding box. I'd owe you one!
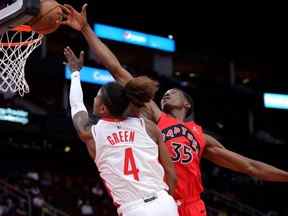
[0,203,6,216]
[80,200,94,216]
[1,161,283,216]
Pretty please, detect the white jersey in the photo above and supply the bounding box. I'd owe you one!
[91,117,168,206]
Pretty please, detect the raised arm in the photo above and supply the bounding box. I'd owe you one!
[203,134,288,182]
[64,46,95,160]
[60,4,162,122]
[60,4,132,86]
[81,26,132,86]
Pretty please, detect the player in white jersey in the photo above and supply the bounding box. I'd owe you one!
[64,47,179,216]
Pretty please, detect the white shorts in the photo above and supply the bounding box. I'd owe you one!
[117,190,179,216]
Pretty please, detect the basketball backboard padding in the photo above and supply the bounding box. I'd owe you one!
[0,0,40,33]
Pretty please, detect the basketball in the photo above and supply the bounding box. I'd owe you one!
[29,0,63,35]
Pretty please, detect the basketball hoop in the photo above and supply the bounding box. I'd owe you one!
[0,25,43,96]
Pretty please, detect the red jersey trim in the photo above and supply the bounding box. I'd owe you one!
[101,117,127,122]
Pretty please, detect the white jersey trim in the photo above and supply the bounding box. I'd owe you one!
[90,125,98,161]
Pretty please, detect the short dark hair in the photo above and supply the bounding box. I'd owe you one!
[101,82,129,117]
[101,76,158,117]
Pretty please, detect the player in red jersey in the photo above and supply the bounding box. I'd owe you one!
[60,4,288,216]
[156,92,211,215]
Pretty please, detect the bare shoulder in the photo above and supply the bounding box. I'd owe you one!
[203,133,226,159]
[72,111,94,141]
[204,133,224,148]
[143,117,161,144]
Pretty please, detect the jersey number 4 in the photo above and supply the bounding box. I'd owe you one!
[124,148,139,181]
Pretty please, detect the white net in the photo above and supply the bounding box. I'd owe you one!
[0,30,43,96]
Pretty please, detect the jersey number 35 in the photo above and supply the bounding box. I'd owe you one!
[171,143,193,164]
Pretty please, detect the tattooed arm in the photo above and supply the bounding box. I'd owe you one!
[64,46,96,160]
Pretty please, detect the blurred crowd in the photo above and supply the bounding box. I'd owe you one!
[0,169,116,216]
[0,142,287,216]
[1,163,287,216]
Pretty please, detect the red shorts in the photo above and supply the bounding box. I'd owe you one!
[177,198,207,216]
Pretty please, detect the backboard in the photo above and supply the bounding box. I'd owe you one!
[0,0,40,33]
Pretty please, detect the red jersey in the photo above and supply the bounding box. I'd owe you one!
[157,112,206,202]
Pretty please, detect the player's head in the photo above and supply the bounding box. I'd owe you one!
[160,88,193,117]
[93,76,158,118]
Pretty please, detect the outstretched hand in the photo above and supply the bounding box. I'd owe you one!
[64,47,84,72]
[57,3,88,31]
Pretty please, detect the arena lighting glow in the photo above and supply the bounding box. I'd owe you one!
[64,146,71,153]
[264,93,288,110]
[94,23,176,52]
[65,66,114,85]
[0,107,29,125]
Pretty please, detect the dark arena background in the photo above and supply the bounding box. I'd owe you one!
[0,1,288,216]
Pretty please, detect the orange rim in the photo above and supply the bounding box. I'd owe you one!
[11,25,33,32]
[0,25,43,47]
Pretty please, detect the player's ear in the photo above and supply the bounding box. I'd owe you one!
[101,104,109,116]
[184,101,191,110]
